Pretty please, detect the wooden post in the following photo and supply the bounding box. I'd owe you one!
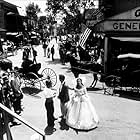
[42,135,47,140]
[0,113,4,140]
[0,103,45,139]
[104,36,108,74]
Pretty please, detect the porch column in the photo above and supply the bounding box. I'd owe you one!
[104,36,109,74]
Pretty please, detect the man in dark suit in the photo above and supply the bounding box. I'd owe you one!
[51,45,55,61]
[58,74,70,119]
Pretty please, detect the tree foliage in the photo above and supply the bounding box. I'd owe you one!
[45,0,84,34]
[25,3,41,31]
[26,2,41,20]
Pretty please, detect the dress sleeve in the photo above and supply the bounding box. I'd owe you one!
[83,87,88,95]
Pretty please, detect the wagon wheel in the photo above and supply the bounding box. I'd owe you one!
[23,72,41,90]
[41,68,57,87]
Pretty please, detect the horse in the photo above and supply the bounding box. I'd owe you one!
[66,53,103,87]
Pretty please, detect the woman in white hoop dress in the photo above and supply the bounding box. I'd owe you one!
[66,77,99,130]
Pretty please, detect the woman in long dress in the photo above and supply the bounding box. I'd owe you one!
[66,77,99,130]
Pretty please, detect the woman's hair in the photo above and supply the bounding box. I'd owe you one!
[59,74,65,81]
[45,80,52,88]
[76,78,84,89]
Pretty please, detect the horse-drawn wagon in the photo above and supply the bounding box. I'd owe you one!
[14,63,57,91]
[66,36,140,97]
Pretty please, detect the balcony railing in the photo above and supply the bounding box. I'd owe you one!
[0,103,46,140]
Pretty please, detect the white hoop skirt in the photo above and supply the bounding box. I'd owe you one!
[66,88,99,130]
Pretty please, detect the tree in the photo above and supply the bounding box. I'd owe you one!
[38,16,47,30]
[38,16,51,38]
[25,2,41,31]
[45,0,86,34]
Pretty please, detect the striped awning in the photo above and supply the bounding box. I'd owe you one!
[78,24,92,49]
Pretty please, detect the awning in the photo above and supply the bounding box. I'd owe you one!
[6,32,18,35]
[111,37,140,42]
[118,53,140,59]
[0,28,7,32]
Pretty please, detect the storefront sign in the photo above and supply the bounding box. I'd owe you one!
[135,9,140,17]
[103,20,140,31]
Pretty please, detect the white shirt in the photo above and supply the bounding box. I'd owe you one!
[43,87,55,99]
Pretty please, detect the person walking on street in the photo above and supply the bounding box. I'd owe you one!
[43,80,56,129]
[47,47,50,58]
[51,45,55,61]
[32,47,37,64]
[10,71,23,115]
[1,73,19,126]
[22,47,30,60]
[22,48,27,60]
[42,40,48,57]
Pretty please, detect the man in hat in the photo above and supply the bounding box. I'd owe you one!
[58,74,70,120]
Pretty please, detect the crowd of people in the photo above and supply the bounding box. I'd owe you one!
[43,74,99,133]
[0,68,23,126]
[41,35,79,64]
[0,34,100,136]
[39,35,100,133]
[0,39,17,57]
[0,39,41,128]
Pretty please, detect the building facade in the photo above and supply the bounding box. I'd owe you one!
[99,0,140,18]
[94,0,140,74]
[0,0,24,38]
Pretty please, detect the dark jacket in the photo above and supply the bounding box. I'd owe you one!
[58,82,69,103]
[43,43,47,49]
[51,46,55,54]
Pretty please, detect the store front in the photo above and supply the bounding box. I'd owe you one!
[94,6,140,75]
[0,0,24,39]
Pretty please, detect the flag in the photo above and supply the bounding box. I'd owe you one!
[78,24,92,49]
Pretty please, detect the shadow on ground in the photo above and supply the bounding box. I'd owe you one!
[45,59,61,65]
